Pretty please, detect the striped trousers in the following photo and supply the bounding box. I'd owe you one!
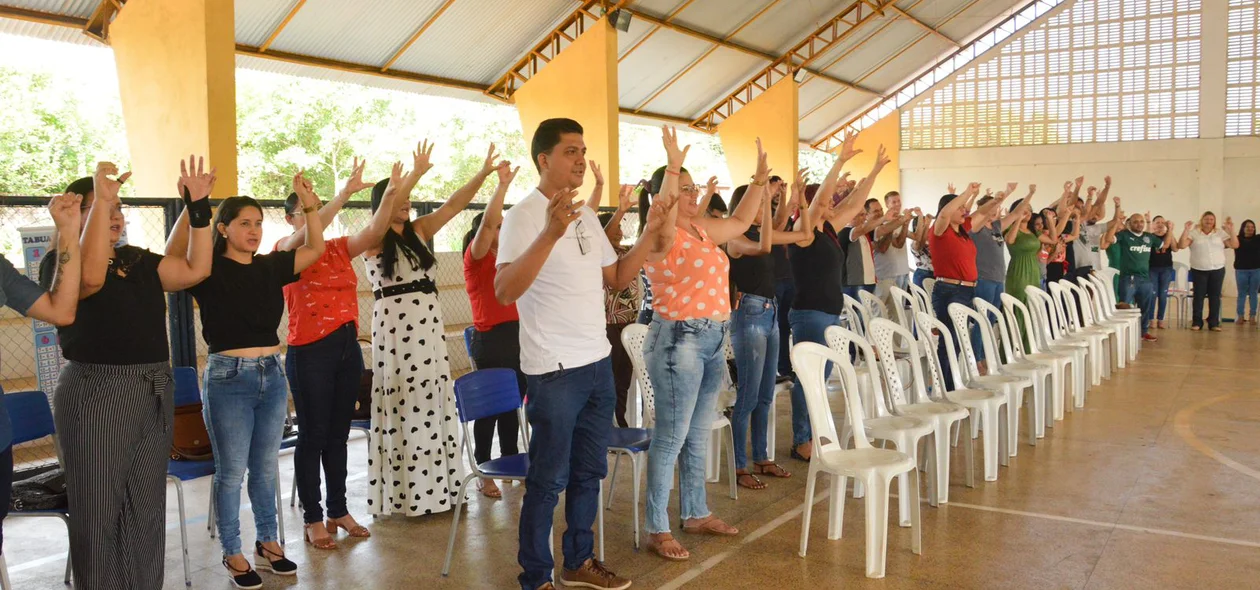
[54,361,173,590]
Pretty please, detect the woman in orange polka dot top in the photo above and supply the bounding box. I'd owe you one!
[640,127,771,562]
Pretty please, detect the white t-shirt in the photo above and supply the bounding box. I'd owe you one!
[1188,228,1230,271]
[873,241,911,280]
[1072,223,1106,270]
[497,188,618,375]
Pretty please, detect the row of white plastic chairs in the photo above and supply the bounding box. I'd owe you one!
[785,270,1142,578]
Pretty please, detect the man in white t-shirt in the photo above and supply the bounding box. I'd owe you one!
[1069,178,1111,279]
[873,191,913,305]
[496,118,670,590]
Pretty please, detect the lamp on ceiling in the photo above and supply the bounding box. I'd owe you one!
[607,9,633,32]
[793,68,809,83]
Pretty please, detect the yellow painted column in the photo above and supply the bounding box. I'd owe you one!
[717,78,798,189]
[109,0,237,198]
[515,18,619,205]
[842,112,900,202]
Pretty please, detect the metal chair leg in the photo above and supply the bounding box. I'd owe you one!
[606,452,621,509]
[172,478,192,586]
[441,475,477,577]
[275,468,286,545]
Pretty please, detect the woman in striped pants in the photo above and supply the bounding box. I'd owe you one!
[38,158,214,590]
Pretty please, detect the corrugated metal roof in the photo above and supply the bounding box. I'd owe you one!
[267,0,451,67]
[389,0,574,86]
[5,0,95,18]
[0,0,1037,146]
[235,0,294,48]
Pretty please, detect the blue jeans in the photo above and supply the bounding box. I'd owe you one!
[1117,274,1154,335]
[788,309,842,446]
[931,281,976,390]
[203,353,289,556]
[974,279,1005,362]
[1150,266,1176,321]
[912,269,934,288]
[731,294,779,470]
[1237,269,1260,319]
[775,278,795,378]
[644,318,728,534]
[518,357,613,589]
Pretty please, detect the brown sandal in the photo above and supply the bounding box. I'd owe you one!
[326,517,370,538]
[305,524,337,550]
[477,479,502,499]
[682,516,739,536]
[735,471,766,490]
[649,533,690,561]
[754,462,792,479]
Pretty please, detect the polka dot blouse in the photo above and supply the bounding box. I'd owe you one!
[644,224,731,320]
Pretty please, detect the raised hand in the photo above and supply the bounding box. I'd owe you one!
[874,145,891,169]
[93,162,130,204]
[947,182,957,194]
[495,160,519,187]
[383,161,405,200]
[662,125,690,168]
[1104,175,1112,186]
[705,175,719,196]
[1062,181,1073,195]
[413,139,435,177]
[293,171,319,207]
[179,155,216,201]
[1074,176,1085,189]
[1006,182,1018,195]
[1029,184,1037,194]
[1225,217,1236,233]
[839,130,862,162]
[1087,186,1097,197]
[754,138,771,182]
[543,189,583,240]
[616,183,636,213]
[479,142,501,175]
[589,160,604,187]
[644,191,678,236]
[343,157,373,194]
[984,188,994,197]
[48,192,83,231]
[1185,221,1194,232]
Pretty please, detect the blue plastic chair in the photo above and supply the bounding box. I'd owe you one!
[165,367,214,586]
[604,427,651,550]
[2,391,72,587]
[462,326,477,371]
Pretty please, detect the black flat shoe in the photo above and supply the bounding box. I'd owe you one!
[790,447,811,462]
[255,541,298,576]
[222,557,262,589]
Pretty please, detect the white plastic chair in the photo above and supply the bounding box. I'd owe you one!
[1026,286,1096,405]
[1001,293,1082,422]
[824,326,935,523]
[1046,281,1111,384]
[791,342,922,578]
[865,319,980,494]
[1169,262,1192,328]
[972,298,1056,439]
[884,317,1007,482]
[1057,280,1123,374]
[924,309,1031,461]
[908,283,932,319]
[1085,274,1142,360]
[922,277,937,307]
[858,290,889,321]
[1076,277,1137,365]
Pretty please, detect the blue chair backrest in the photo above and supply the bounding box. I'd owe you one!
[5,391,54,446]
[173,366,201,407]
[453,368,521,423]
[463,326,477,371]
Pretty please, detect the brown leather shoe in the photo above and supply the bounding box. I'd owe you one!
[538,584,556,590]
[559,559,631,589]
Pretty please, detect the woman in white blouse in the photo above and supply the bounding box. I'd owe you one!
[1178,212,1240,331]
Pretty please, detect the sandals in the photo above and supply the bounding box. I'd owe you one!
[735,471,766,490]
[327,516,371,538]
[754,462,792,479]
[304,523,337,550]
[477,478,502,499]
[790,443,812,462]
[222,557,262,589]
[681,516,739,536]
[253,541,297,576]
[648,533,690,561]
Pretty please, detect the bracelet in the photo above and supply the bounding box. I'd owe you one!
[186,197,212,228]
[302,205,318,214]
[664,168,680,176]
[751,179,767,186]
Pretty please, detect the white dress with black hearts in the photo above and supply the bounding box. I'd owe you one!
[365,249,463,516]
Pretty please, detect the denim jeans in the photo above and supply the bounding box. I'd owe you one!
[517,357,614,590]
[931,281,977,390]
[286,322,363,525]
[1150,266,1176,321]
[775,278,795,378]
[469,321,527,463]
[974,279,1005,362]
[203,353,288,556]
[788,309,842,446]
[1117,274,1155,335]
[912,269,934,288]
[1191,268,1226,328]
[644,318,728,534]
[1237,269,1260,319]
[731,294,779,470]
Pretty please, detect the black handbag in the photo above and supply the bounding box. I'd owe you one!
[10,467,68,512]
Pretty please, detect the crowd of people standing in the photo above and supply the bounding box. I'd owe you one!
[3,120,1259,590]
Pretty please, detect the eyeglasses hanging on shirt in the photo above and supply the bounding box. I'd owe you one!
[574,218,591,256]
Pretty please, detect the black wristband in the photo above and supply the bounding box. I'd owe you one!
[185,189,212,228]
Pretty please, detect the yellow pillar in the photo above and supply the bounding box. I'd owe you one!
[514,18,619,205]
[109,0,237,198]
[842,112,901,203]
[717,78,799,190]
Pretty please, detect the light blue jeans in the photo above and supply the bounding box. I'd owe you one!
[203,353,289,556]
[731,294,779,470]
[644,317,728,534]
[1236,269,1260,319]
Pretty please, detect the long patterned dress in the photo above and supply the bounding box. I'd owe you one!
[365,248,464,516]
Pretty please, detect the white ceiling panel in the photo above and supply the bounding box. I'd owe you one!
[634,46,765,118]
[235,0,295,48]
[618,27,716,108]
[266,0,449,67]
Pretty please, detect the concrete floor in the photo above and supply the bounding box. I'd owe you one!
[7,323,1260,589]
